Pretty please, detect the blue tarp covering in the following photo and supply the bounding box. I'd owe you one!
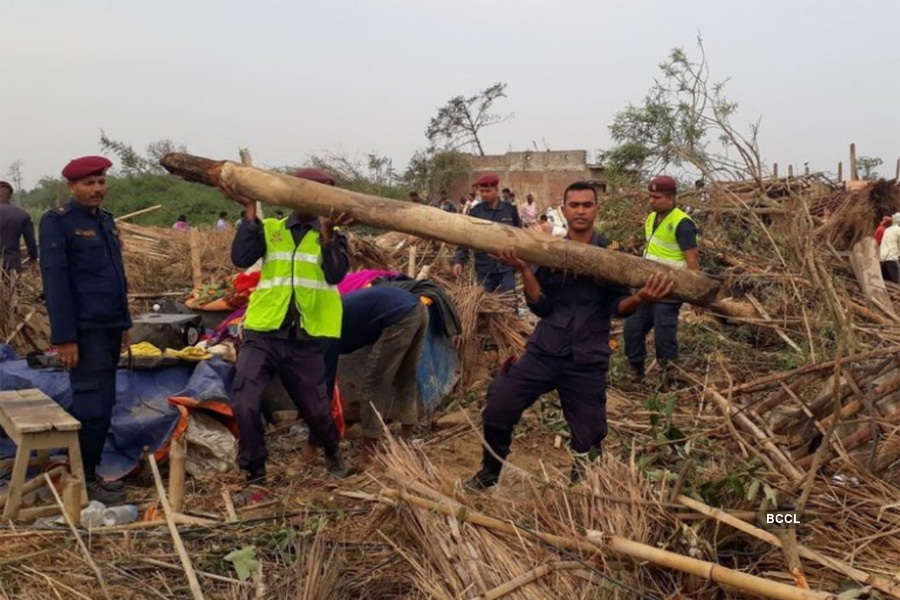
[0,346,234,480]
[416,316,459,414]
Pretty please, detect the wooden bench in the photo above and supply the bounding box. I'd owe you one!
[0,388,87,521]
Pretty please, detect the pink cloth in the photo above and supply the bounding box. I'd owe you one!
[520,202,538,224]
[337,269,400,294]
[172,221,189,231]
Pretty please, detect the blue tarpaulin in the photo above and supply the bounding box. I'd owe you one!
[0,345,234,480]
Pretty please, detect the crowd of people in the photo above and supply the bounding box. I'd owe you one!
[1,156,701,501]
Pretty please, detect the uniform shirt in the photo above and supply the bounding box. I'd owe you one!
[339,286,420,353]
[0,203,37,271]
[231,213,349,339]
[39,200,131,344]
[880,225,900,262]
[526,233,631,365]
[454,200,522,274]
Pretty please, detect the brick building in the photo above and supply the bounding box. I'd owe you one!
[450,150,608,211]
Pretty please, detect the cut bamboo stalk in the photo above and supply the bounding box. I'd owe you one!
[43,474,112,600]
[168,434,187,513]
[160,153,726,307]
[380,487,831,600]
[677,494,900,598]
[850,143,859,181]
[147,454,205,600]
[62,474,82,527]
[704,388,804,482]
[407,245,417,278]
[115,204,162,222]
[189,228,203,289]
[221,489,238,523]
[480,561,581,600]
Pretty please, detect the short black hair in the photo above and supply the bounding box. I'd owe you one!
[562,181,597,205]
[501,187,511,193]
[177,214,187,221]
[539,214,548,222]
[409,191,419,197]
[218,211,227,218]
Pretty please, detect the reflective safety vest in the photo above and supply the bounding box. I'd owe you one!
[643,208,694,268]
[243,218,342,338]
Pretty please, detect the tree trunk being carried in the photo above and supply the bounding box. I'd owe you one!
[160,153,734,308]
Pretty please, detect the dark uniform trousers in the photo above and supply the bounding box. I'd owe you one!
[482,349,608,460]
[69,328,123,478]
[477,269,516,294]
[624,301,681,365]
[232,334,339,472]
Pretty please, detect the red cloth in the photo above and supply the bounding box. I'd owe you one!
[474,173,500,187]
[233,271,260,294]
[649,175,677,194]
[62,156,112,181]
[332,383,345,438]
[876,224,888,245]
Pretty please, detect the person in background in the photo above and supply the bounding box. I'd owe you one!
[875,215,892,246]
[274,210,285,219]
[452,173,522,293]
[224,167,352,484]
[39,156,130,503]
[501,188,513,203]
[0,181,38,273]
[438,190,456,213]
[519,193,538,227]
[216,211,229,231]
[409,191,422,204]
[235,210,247,228]
[172,214,189,231]
[879,212,900,283]
[533,214,553,235]
[466,181,674,490]
[624,176,700,389]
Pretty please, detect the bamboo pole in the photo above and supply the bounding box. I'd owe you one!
[160,153,723,307]
[676,495,900,598]
[850,143,859,181]
[480,561,581,599]
[115,204,162,222]
[62,474,83,526]
[380,488,831,600]
[837,162,843,183]
[189,228,203,289]
[147,453,205,600]
[168,434,187,513]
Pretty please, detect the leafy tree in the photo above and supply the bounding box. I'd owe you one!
[602,37,763,186]
[403,150,470,198]
[426,83,511,156]
[857,156,883,180]
[99,131,186,175]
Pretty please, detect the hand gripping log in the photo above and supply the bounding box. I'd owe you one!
[160,153,724,306]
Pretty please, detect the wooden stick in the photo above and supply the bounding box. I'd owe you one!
[0,465,64,510]
[42,474,112,600]
[189,228,203,289]
[380,488,830,600]
[221,489,238,523]
[115,204,161,222]
[3,308,36,344]
[850,142,859,181]
[407,245,417,278]
[147,454,206,600]
[746,294,802,352]
[168,434,187,513]
[160,153,723,306]
[676,495,900,598]
[139,557,250,587]
[62,474,82,527]
[480,561,581,600]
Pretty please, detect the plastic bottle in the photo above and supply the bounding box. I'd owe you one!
[102,505,139,526]
[80,500,106,528]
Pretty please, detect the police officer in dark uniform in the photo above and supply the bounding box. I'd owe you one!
[466,181,675,490]
[0,181,38,273]
[39,156,130,503]
[452,173,522,293]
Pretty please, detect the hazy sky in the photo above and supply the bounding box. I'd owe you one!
[2,0,898,189]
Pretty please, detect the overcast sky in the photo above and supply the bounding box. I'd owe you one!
[2,0,898,189]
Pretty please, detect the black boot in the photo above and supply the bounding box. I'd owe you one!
[246,464,266,485]
[325,449,351,479]
[86,477,126,504]
[465,449,502,491]
[570,450,597,485]
[630,362,645,384]
[659,360,673,392]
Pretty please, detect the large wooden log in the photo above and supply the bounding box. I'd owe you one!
[161,153,722,305]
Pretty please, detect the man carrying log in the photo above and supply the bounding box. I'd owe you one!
[452,173,522,293]
[223,167,352,483]
[466,181,675,489]
[624,176,700,389]
[39,156,130,503]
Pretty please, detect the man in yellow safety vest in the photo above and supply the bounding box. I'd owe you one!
[624,175,700,388]
[222,168,352,484]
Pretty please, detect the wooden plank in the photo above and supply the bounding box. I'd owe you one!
[0,389,81,434]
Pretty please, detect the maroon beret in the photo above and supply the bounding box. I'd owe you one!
[294,168,335,186]
[0,181,12,192]
[474,173,500,187]
[62,156,112,181]
[648,175,677,194]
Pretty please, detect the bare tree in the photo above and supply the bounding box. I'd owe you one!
[426,83,511,156]
[5,160,23,191]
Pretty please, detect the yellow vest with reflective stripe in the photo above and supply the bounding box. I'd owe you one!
[644,208,694,268]
[243,218,342,338]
